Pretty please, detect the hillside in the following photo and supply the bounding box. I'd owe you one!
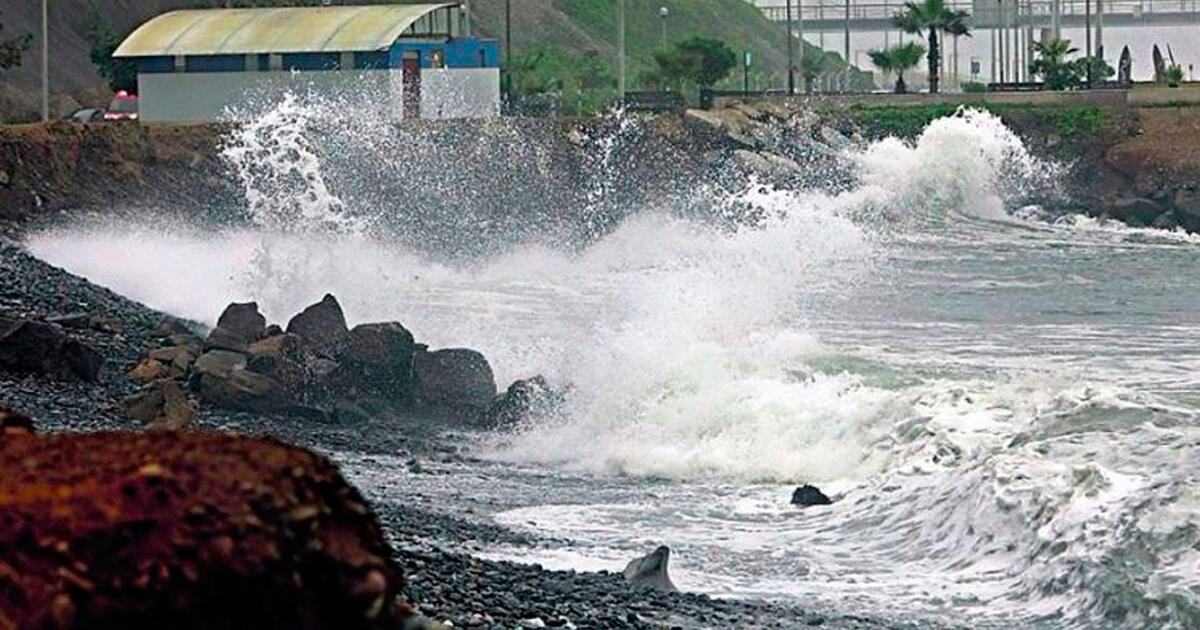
[0,0,846,121]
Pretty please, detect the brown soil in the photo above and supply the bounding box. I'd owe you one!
[1104,106,1200,193]
[0,429,407,630]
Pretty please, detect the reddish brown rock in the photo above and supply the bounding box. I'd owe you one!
[0,431,406,630]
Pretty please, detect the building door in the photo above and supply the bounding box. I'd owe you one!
[402,54,421,118]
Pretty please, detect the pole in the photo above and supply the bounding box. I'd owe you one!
[998,0,1005,82]
[617,0,626,99]
[990,26,997,82]
[41,0,49,121]
[798,0,805,92]
[844,0,851,68]
[660,8,667,47]
[786,0,795,93]
[1085,0,1092,84]
[1052,0,1061,39]
[744,52,750,92]
[1096,0,1104,59]
[953,34,959,87]
[504,0,511,101]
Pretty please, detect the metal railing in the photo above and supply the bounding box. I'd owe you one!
[760,0,1200,26]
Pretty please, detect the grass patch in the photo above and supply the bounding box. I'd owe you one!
[847,103,1110,139]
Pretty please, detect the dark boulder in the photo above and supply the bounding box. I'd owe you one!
[1172,187,1200,232]
[286,294,349,358]
[791,484,833,507]
[413,347,496,409]
[198,368,287,413]
[483,375,563,429]
[215,301,267,343]
[193,349,247,380]
[1106,197,1164,227]
[623,546,677,592]
[205,326,250,353]
[0,318,102,382]
[334,322,417,403]
[0,407,35,438]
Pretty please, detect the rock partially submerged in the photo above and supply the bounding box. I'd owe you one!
[0,429,409,629]
[623,546,677,592]
[791,484,833,507]
[482,375,564,430]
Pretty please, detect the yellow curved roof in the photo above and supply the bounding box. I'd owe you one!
[114,3,458,57]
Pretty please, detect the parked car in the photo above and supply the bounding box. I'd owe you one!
[67,108,105,123]
[103,91,139,121]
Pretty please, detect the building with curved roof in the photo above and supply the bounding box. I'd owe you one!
[115,3,499,122]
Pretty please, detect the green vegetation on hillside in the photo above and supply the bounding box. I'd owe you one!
[848,103,1108,139]
[0,12,32,71]
[550,0,864,91]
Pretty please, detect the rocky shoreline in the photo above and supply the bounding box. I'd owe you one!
[0,240,936,630]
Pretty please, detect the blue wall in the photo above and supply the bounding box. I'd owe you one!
[389,38,499,69]
[135,37,499,74]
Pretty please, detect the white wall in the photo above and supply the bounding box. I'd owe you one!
[138,67,499,123]
[420,68,501,119]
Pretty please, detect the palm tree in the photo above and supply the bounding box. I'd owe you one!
[1029,38,1079,90]
[893,0,969,93]
[868,42,926,93]
[799,52,828,94]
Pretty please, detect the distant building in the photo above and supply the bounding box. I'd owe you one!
[113,3,499,123]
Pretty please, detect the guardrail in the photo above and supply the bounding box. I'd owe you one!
[760,0,1200,28]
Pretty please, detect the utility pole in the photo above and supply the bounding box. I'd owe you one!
[1096,0,1104,60]
[1085,0,1092,83]
[41,0,49,121]
[617,0,626,99]
[504,0,511,102]
[797,0,805,91]
[786,0,795,93]
[843,0,850,69]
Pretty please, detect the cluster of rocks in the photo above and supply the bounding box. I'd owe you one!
[0,420,420,630]
[122,294,502,428]
[1103,188,1200,232]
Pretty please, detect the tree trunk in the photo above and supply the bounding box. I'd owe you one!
[928,27,940,93]
[896,73,907,93]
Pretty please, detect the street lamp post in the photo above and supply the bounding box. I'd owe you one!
[617,0,626,99]
[41,0,49,121]
[504,0,511,102]
[660,6,668,48]
[785,0,795,93]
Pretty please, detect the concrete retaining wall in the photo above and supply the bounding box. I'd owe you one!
[711,85,1200,110]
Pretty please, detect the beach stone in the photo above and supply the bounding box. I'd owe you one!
[790,484,833,507]
[205,326,250,353]
[0,318,102,382]
[483,375,563,429]
[413,347,496,409]
[0,430,407,629]
[123,379,194,429]
[127,357,171,383]
[215,301,267,343]
[151,317,193,338]
[199,368,285,412]
[623,546,677,592]
[193,349,247,379]
[286,294,349,358]
[45,312,91,329]
[334,322,417,402]
[1106,196,1163,226]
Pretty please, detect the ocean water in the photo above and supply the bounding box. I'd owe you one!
[25,98,1200,629]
